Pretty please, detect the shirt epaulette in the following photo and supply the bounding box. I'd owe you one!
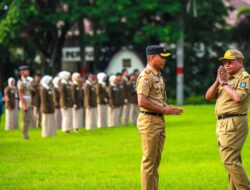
[242,71,249,77]
[144,68,152,75]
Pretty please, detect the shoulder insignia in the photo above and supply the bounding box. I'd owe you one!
[239,82,247,88]
[143,78,149,84]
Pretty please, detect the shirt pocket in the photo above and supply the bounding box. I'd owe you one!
[152,82,162,94]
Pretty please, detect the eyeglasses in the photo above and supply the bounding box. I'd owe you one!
[222,59,238,66]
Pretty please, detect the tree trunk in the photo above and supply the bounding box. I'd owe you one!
[78,17,86,72]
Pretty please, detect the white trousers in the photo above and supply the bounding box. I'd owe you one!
[129,104,139,125]
[42,113,56,137]
[5,106,18,130]
[61,108,73,132]
[108,107,121,127]
[97,104,108,128]
[54,108,62,129]
[85,107,97,130]
[73,108,83,130]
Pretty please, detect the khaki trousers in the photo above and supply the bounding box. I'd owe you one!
[108,107,121,127]
[21,108,33,138]
[216,116,250,190]
[121,103,130,126]
[41,113,56,137]
[33,106,41,128]
[54,108,62,129]
[61,108,73,132]
[85,107,97,130]
[73,108,83,130]
[5,104,18,130]
[129,103,138,125]
[137,113,165,190]
[97,104,108,128]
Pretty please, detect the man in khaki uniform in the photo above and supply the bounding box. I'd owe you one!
[17,65,33,139]
[206,49,250,190]
[136,45,183,190]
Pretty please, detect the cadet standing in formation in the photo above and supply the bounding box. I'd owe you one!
[84,74,97,130]
[96,72,108,128]
[121,69,130,125]
[5,67,139,138]
[40,75,56,137]
[17,65,33,139]
[206,49,250,190]
[136,45,183,190]
[128,74,138,125]
[71,72,83,131]
[4,77,18,130]
[52,76,62,129]
[31,73,42,128]
[107,75,121,127]
[59,71,73,132]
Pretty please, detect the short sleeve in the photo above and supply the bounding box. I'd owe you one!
[17,80,23,90]
[236,76,250,101]
[136,75,152,96]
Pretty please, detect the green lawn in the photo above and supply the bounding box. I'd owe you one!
[0,105,250,190]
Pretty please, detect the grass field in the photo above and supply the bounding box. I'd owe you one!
[1,105,250,190]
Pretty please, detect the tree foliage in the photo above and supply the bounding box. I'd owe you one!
[0,0,232,99]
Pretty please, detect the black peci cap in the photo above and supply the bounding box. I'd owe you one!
[19,65,30,71]
[146,45,171,57]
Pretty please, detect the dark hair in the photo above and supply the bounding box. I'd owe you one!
[121,68,127,73]
[35,73,42,77]
[116,72,122,76]
[133,69,139,74]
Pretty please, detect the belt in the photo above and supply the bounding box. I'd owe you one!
[217,114,247,120]
[140,111,163,117]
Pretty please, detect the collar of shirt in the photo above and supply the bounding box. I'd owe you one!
[230,68,245,79]
[147,65,161,77]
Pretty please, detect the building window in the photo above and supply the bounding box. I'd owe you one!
[122,59,131,68]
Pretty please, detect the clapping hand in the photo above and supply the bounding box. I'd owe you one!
[217,66,228,84]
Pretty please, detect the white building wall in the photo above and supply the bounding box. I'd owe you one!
[105,49,145,75]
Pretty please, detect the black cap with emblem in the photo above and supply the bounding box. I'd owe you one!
[146,45,171,57]
[19,65,30,71]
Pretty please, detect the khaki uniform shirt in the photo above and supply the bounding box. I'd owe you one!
[136,65,165,112]
[215,68,250,115]
[40,87,54,113]
[17,78,32,109]
[71,83,83,109]
[4,86,17,109]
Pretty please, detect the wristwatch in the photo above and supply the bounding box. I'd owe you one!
[221,81,228,86]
